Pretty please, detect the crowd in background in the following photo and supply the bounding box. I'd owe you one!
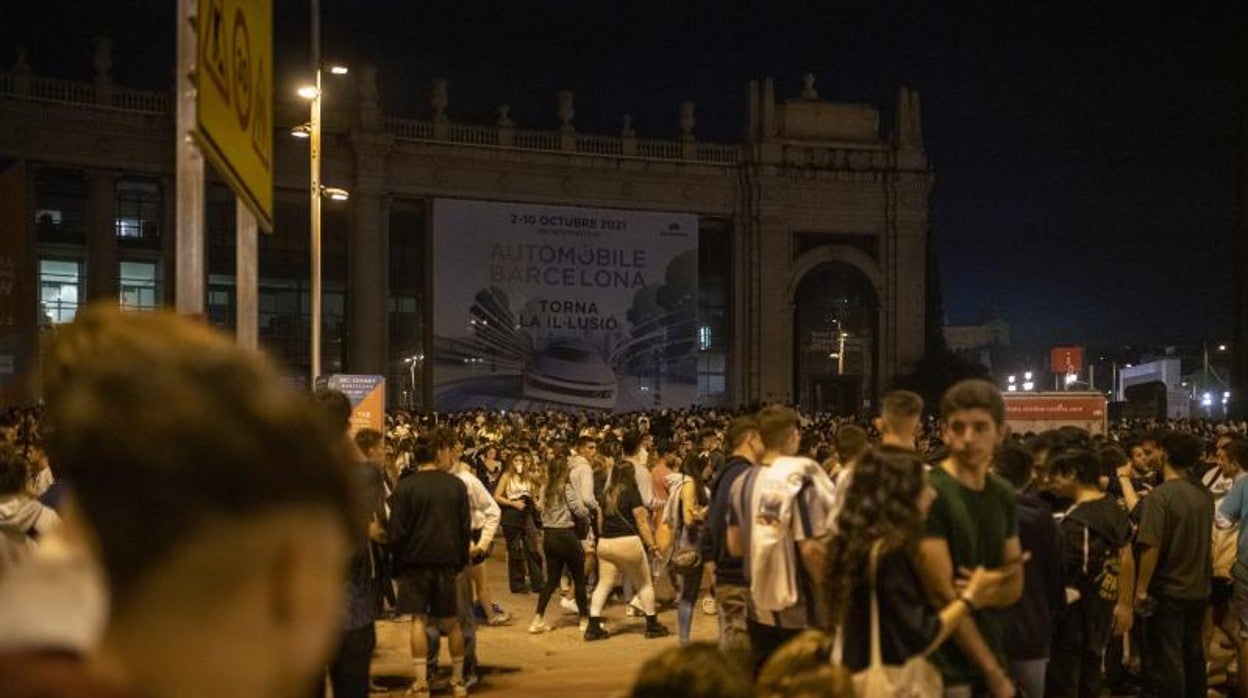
[3,312,1248,697]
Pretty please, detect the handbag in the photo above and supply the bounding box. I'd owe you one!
[832,539,943,698]
[670,524,703,575]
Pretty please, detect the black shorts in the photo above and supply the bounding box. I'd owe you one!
[396,567,460,619]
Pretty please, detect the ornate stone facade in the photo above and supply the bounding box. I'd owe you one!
[0,47,931,410]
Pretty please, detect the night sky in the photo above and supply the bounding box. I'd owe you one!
[3,2,1238,350]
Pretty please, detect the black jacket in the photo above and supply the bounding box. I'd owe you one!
[1002,492,1066,661]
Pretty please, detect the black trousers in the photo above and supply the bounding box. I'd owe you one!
[503,522,544,592]
[1141,594,1206,698]
[536,527,588,616]
[1046,595,1113,698]
[323,623,375,698]
[747,618,801,677]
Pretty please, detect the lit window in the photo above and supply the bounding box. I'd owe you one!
[698,325,712,351]
[119,260,160,311]
[39,258,82,324]
[115,179,162,243]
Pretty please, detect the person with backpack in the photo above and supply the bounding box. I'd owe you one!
[1044,444,1134,698]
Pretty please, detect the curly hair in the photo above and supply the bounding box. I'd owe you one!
[823,446,928,629]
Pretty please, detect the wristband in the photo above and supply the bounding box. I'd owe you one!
[959,592,978,611]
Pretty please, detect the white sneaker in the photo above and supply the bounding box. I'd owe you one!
[406,681,431,697]
[559,597,579,614]
[450,679,468,697]
[528,616,549,633]
[702,596,718,615]
[578,617,589,633]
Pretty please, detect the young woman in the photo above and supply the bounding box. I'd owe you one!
[494,451,545,593]
[585,463,669,640]
[528,452,591,633]
[672,452,709,646]
[824,447,1017,677]
[480,445,502,492]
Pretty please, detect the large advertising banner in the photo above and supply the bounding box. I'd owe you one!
[432,199,698,412]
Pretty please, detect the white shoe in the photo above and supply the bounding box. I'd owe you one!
[559,597,579,614]
[406,681,431,697]
[578,618,589,632]
[702,596,718,615]
[528,616,549,633]
[450,679,468,697]
[625,597,645,617]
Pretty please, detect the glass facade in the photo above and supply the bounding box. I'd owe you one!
[115,178,161,244]
[388,200,426,410]
[697,219,730,405]
[39,258,82,324]
[35,168,86,243]
[118,260,160,311]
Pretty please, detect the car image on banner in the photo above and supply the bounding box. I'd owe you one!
[430,199,698,412]
[522,340,618,410]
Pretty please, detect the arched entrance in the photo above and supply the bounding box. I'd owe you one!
[791,260,880,414]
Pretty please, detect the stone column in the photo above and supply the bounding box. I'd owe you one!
[160,175,178,305]
[347,191,389,374]
[86,170,118,304]
[755,213,791,403]
[348,113,392,374]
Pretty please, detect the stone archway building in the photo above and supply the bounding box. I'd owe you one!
[0,45,931,410]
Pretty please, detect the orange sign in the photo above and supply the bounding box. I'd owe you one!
[1050,346,1083,374]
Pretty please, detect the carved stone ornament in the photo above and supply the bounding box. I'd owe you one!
[431,78,449,121]
[679,101,695,137]
[801,73,818,100]
[557,90,575,132]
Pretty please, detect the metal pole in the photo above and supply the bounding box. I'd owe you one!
[309,0,322,384]
[235,202,258,349]
[175,0,205,315]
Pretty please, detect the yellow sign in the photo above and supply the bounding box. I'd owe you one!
[195,0,273,231]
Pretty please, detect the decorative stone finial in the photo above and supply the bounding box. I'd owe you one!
[13,46,29,73]
[556,90,575,132]
[357,64,381,131]
[801,73,818,100]
[430,77,448,122]
[679,101,696,138]
[497,103,513,127]
[93,37,113,83]
[621,114,635,137]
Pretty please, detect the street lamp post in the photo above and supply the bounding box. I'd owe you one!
[299,0,347,385]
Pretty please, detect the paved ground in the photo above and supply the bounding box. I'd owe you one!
[368,556,718,697]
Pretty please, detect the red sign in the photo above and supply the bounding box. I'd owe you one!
[1050,346,1083,374]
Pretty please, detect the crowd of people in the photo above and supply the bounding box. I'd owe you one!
[2,305,1247,697]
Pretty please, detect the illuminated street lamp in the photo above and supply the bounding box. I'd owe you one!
[294,0,350,384]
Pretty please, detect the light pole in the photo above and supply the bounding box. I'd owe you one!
[296,0,347,385]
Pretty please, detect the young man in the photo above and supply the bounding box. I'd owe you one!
[2,307,360,698]
[992,441,1065,698]
[312,389,387,698]
[917,379,1026,698]
[700,415,764,670]
[1135,431,1213,698]
[567,435,599,606]
[388,430,472,697]
[425,433,504,690]
[876,389,924,450]
[1215,439,1248,698]
[727,405,836,675]
[1044,444,1134,698]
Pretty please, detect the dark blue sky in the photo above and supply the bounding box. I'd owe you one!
[4,2,1237,349]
